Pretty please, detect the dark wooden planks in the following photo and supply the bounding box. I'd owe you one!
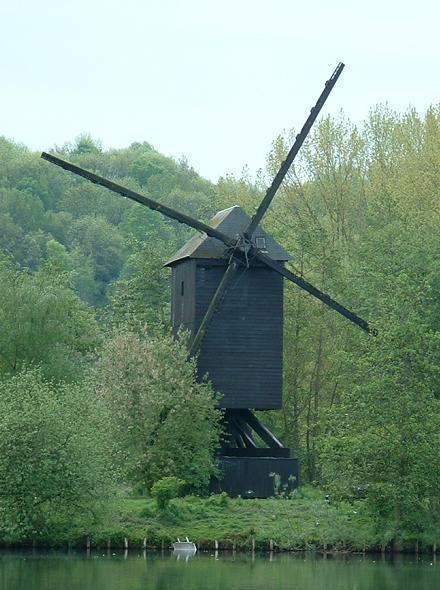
[194,263,284,409]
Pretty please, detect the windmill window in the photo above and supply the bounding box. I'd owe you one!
[255,237,267,250]
[180,281,184,296]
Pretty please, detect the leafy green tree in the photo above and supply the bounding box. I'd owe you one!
[300,106,440,544]
[95,328,222,493]
[0,188,45,233]
[261,106,440,496]
[43,210,74,244]
[0,367,113,542]
[110,197,188,332]
[68,133,102,155]
[261,114,368,481]
[67,215,125,305]
[215,171,263,215]
[0,258,100,381]
[129,151,170,187]
[19,230,51,270]
[321,324,440,544]
[46,239,73,273]
[0,212,24,258]
[109,248,171,331]
[0,135,217,311]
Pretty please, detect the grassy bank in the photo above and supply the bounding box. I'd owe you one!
[6,487,436,554]
[97,491,372,552]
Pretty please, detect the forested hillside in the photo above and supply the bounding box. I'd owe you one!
[0,105,439,545]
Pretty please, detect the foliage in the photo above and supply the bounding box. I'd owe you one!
[151,477,185,511]
[0,136,216,309]
[109,232,176,332]
[0,257,100,381]
[1,105,439,545]
[0,367,113,542]
[262,106,440,544]
[94,327,222,493]
[320,225,440,542]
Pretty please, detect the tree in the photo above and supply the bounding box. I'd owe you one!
[67,215,125,305]
[262,114,368,481]
[261,106,440,493]
[320,210,440,544]
[95,328,222,493]
[0,257,100,381]
[0,368,113,542]
[67,133,102,155]
[109,220,178,331]
[0,136,217,310]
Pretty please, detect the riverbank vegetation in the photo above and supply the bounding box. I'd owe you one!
[0,105,439,549]
[2,490,436,554]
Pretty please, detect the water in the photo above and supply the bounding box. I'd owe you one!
[0,550,438,590]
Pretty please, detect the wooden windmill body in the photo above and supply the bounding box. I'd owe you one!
[41,62,374,497]
[166,205,298,497]
[166,205,290,410]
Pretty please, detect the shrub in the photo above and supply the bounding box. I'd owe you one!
[151,477,184,511]
[95,328,222,492]
[0,367,113,542]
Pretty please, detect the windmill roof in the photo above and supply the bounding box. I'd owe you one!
[165,205,291,266]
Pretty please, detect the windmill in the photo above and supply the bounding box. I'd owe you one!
[41,62,373,498]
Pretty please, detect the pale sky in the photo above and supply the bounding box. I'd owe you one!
[1,0,439,181]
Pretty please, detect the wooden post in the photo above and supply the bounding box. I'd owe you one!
[124,538,129,550]
[269,539,274,552]
[251,538,255,553]
[143,537,147,549]
[215,539,219,550]
[232,542,236,553]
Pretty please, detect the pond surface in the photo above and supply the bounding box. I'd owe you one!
[0,550,438,590]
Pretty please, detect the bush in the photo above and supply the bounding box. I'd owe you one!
[95,328,222,493]
[151,477,184,511]
[0,367,113,542]
[208,492,230,507]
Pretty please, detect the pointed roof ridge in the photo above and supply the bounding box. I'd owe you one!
[165,205,291,266]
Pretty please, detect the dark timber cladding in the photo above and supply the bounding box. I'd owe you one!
[195,261,283,409]
[166,206,291,410]
[170,259,196,335]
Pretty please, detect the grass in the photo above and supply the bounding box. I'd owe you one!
[3,487,437,552]
[81,486,379,552]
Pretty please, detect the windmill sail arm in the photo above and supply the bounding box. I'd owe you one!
[40,152,235,247]
[254,249,374,334]
[245,62,345,238]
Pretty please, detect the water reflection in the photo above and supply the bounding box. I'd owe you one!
[0,549,438,590]
[173,547,197,562]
